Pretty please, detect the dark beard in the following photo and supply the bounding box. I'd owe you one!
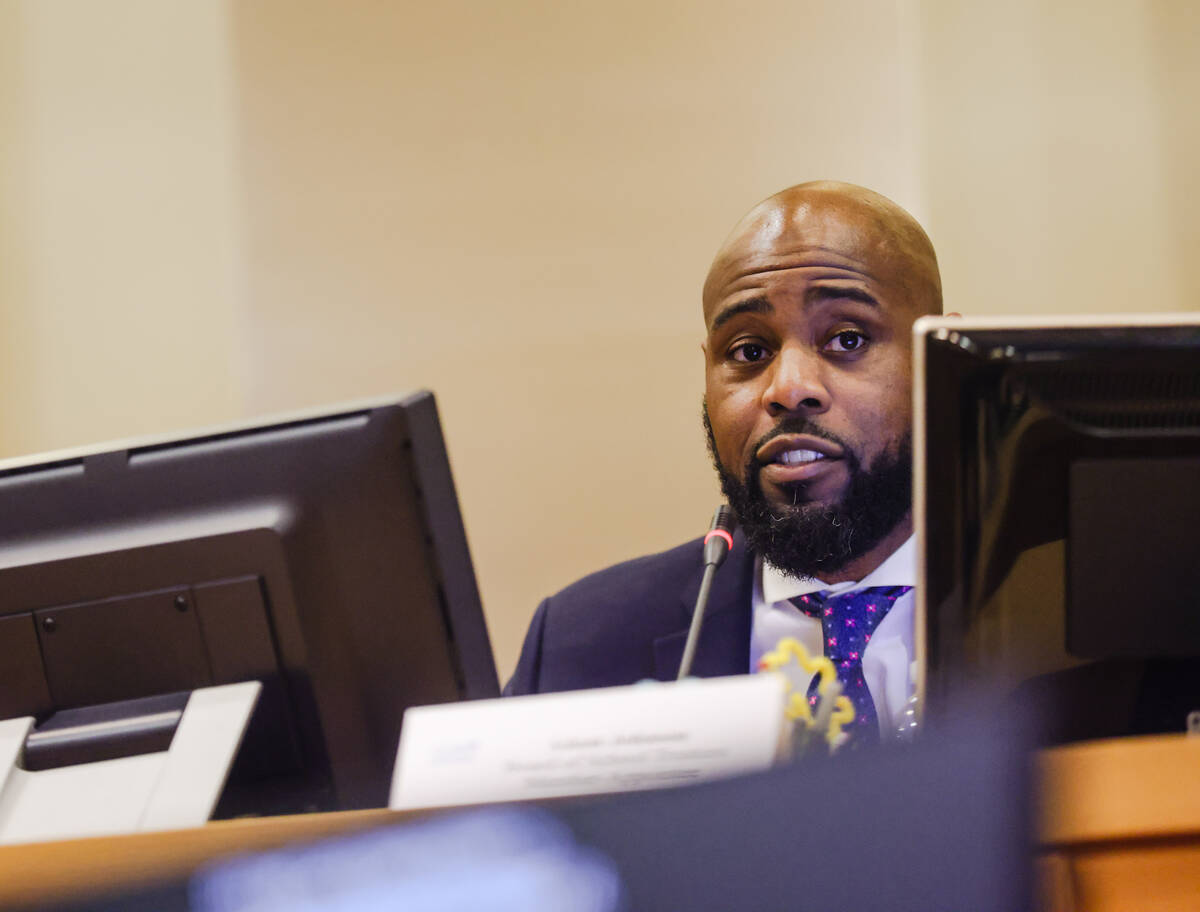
[702,403,912,580]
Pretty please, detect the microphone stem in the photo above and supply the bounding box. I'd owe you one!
[676,561,719,681]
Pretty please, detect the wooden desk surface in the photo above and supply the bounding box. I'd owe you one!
[0,734,1197,909]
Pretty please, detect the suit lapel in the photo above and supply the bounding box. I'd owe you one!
[653,530,754,680]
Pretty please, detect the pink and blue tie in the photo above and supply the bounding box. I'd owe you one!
[794,586,912,742]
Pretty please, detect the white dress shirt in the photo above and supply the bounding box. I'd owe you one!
[749,536,916,738]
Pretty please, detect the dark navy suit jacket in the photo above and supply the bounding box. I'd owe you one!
[504,531,756,695]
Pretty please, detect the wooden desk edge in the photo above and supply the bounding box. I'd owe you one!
[0,807,425,907]
[1037,733,1200,847]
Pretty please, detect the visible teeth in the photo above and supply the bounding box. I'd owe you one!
[778,449,824,465]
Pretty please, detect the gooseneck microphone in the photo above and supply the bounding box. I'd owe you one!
[676,505,738,681]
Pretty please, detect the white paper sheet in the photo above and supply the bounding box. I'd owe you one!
[391,675,788,810]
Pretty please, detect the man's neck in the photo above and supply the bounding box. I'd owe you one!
[816,515,913,586]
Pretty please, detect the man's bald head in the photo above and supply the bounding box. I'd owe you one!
[703,181,942,325]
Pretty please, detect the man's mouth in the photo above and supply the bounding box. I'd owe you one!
[755,434,845,489]
[756,434,844,465]
[775,448,827,466]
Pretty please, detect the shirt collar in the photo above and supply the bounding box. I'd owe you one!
[760,534,917,605]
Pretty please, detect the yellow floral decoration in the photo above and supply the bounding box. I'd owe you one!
[758,637,855,747]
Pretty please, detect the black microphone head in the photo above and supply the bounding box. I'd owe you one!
[711,503,737,535]
[703,504,736,566]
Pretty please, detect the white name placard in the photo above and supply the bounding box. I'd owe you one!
[390,674,788,810]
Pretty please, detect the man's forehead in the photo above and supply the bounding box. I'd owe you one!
[702,185,940,322]
[708,197,894,296]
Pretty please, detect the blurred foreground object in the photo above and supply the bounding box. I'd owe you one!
[191,808,622,912]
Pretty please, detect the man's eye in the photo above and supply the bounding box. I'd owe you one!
[825,330,868,353]
[731,342,771,363]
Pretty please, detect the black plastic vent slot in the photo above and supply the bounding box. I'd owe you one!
[1014,369,1200,431]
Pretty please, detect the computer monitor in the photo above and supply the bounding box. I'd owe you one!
[914,314,1200,743]
[0,391,498,815]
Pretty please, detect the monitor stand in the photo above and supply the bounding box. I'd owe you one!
[0,682,260,844]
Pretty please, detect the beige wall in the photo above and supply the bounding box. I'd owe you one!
[919,0,1192,318]
[0,0,245,457]
[1,0,1196,682]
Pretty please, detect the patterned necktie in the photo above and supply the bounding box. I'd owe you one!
[793,586,912,742]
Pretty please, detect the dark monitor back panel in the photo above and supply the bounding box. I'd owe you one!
[915,317,1200,743]
[0,391,498,814]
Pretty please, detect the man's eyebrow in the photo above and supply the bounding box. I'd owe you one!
[708,297,772,332]
[807,285,880,308]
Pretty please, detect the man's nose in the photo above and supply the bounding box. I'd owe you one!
[761,346,830,417]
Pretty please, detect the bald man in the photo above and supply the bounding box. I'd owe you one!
[506,182,942,741]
